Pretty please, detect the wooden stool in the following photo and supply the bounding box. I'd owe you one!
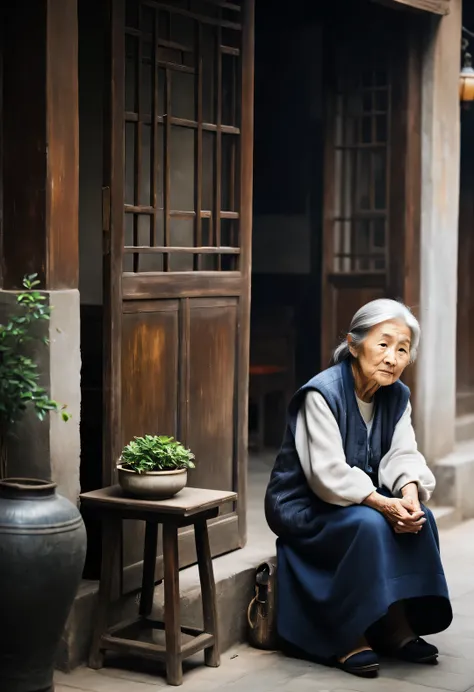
[80,486,237,686]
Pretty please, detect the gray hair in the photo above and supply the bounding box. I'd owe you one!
[332,299,420,364]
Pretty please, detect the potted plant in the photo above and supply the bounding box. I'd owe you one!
[117,434,195,500]
[0,274,87,692]
[0,274,71,474]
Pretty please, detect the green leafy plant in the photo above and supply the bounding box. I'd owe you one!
[0,274,70,429]
[119,435,195,474]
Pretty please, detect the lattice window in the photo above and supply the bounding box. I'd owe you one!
[332,45,391,274]
[124,0,242,273]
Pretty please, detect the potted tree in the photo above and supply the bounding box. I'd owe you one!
[117,434,195,500]
[0,274,87,692]
[0,274,71,475]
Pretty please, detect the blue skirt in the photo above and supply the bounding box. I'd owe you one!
[276,493,452,659]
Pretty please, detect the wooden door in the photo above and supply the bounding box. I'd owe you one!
[103,0,254,592]
[321,8,421,369]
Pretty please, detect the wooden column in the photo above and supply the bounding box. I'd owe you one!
[415,0,461,462]
[0,0,80,504]
[388,21,423,405]
[2,0,79,290]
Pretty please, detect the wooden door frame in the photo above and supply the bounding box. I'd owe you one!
[102,0,124,489]
[237,0,255,548]
[320,5,422,406]
[388,20,423,402]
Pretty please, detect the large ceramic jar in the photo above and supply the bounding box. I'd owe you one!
[0,478,87,692]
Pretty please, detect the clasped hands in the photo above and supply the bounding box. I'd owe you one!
[364,482,426,534]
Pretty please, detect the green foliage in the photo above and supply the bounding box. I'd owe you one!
[120,435,195,474]
[0,274,70,428]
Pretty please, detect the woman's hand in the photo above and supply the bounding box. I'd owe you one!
[363,490,426,534]
[401,482,421,512]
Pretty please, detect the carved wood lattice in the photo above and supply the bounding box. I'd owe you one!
[124,0,242,273]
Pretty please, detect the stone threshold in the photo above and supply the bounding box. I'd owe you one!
[434,439,474,519]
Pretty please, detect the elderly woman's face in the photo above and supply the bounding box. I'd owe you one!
[350,319,411,387]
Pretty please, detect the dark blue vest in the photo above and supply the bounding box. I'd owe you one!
[264,358,410,534]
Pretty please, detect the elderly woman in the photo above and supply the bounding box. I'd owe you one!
[264,299,452,678]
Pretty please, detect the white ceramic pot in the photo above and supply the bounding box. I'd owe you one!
[117,465,187,500]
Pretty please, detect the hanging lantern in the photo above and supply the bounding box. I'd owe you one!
[460,51,474,104]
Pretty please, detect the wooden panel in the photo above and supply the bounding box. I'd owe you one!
[3,1,47,288]
[371,0,450,13]
[2,0,79,290]
[187,299,237,496]
[123,271,242,300]
[46,0,79,288]
[121,301,179,444]
[121,300,179,586]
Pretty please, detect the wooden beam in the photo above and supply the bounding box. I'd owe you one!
[2,0,79,290]
[371,0,450,15]
[388,20,423,408]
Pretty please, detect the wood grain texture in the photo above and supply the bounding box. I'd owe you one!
[2,0,79,289]
[80,485,237,516]
[46,0,79,288]
[103,0,251,593]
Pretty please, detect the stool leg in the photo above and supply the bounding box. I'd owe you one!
[195,519,220,668]
[89,517,121,669]
[163,522,182,686]
[139,521,159,617]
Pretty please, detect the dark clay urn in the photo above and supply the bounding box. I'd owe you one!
[0,478,87,692]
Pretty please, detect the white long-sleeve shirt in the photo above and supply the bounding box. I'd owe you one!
[295,391,435,507]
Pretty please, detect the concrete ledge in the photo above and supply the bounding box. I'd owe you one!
[455,414,474,445]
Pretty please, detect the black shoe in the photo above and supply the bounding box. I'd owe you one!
[336,649,380,678]
[396,638,438,664]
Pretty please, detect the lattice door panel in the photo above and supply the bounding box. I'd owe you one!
[332,42,391,275]
[123,0,242,274]
[321,12,398,367]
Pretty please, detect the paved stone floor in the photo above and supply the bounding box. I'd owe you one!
[56,518,474,692]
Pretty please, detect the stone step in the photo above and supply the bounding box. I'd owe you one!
[434,440,474,519]
[455,413,474,444]
[431,505,462,530]
[457,389,474,416]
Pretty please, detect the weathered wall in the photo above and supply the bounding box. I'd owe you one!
[416,0,461,462]
[0,290,81,505]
